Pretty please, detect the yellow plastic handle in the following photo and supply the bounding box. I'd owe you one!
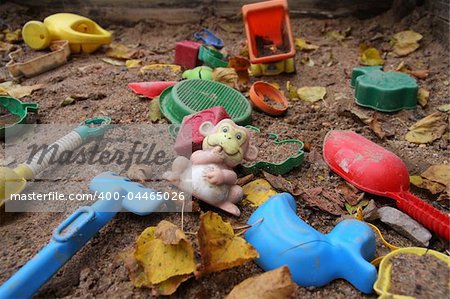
[22,21,51,50]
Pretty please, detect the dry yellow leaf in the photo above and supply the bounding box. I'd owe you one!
[101,57,124,66]
[3,29,21,43]
[197,212,259,275]
[106,43,139,60]
[410,175,446,195]
[421,165,450,187]
[0,81,43,98]
[243,179,277,207]
[295,37,319,51]
[297,86,326,102]
[391,30,423,57]
[126,59,142,68]
[212,67,238,87]
[140,63,181,74]
[226,266,298,299]
[286,81,298,100]
[326,30,345,42]
[417,88,429,107]
[360,47,384,66]
[405,112,447,144]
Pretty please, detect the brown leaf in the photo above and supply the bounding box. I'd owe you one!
[408,69,429,80]
[349,108,386,139]
[155,220,187,245]
[127,164,152,183]
[421,165,450,187]
[197,212,259,275]
[405,112,448,144]
[236,174,254,186]
[263,171,301,196]
[226,266,298,299]
[410,175,446,195]
[300,187,345,216]
[336,182,363,205]
[417,88,429,108]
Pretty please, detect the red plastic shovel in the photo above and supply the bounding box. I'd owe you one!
[323,130,449,241]
[128,81,176,99]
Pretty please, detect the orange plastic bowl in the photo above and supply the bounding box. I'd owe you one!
[249,81,288,116]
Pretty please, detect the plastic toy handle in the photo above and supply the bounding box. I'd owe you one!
[390,191,450,241]
[74,116,112,142]
[21,102,39,113]
[0,198,121,299]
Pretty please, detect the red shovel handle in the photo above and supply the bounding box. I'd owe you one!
[391,191,450,241]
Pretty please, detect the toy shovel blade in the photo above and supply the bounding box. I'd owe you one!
[323,130,450,240]
[128,81,176,99]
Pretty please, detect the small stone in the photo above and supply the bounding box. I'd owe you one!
[378,206,431,246]
[363,199,379,221]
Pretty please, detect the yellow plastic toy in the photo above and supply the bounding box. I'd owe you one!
[22,13,112,54]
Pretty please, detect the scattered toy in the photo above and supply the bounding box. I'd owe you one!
[351,66,383,87]
[353,67,418,112]
[194,28,224,49]
[158,79,252,125]
[182,66,213,80]
[249,81,288,116]
[323,130,450,240]
[174,106,230,157]
[0,96,38,138]
[22,13,112,53]
[0,171,161,299]
[6,40,70,78]
[128,81,177,99]
[164,119,258,216]
[174,40,202,69]
[198,45,228,68]
[0,116,111,202]
[374,247,449,299]
[242,0,296,75]
[241,126,304,175]
[245,193,377,294]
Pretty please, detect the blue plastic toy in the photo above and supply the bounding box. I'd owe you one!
[244,193,377,294]
[194,28,224,49]
[0,172,161,299]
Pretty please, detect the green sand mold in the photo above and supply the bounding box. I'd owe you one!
[354,69,418,112]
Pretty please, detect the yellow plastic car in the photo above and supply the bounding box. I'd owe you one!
[22,13,112,54]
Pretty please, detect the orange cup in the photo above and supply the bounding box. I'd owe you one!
[249,81,288,116]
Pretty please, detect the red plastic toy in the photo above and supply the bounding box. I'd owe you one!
[174,106,230,157]
[128,81,176,99]
[174,41,201,69]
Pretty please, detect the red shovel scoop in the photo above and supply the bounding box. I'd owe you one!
[323,130,449,241]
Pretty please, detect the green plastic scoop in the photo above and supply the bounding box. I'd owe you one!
[0,116,111,204]
[0,96,39,138]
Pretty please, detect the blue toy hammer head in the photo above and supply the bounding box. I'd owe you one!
[244,193,377,294]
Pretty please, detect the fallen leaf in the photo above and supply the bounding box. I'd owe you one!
[295,37,319,51]
[408,69,429,80]
[410,175,446,194]
[126,221,195,295]
[3,29,21,43]
[437,103,450,112]
[212,67,238,88]
[228,56,250,71]
[300,187,345,216]
[219,23,241,33]
[417,88,429,107]
[197,212,259,275]
[127,164,152,183]
[148,98,163,123]
[226,266,298,299]
[360,47,384,66]
[0,81,43,98]
[437,191,449,203]
[140,63,181,74]
[262,171,300,196]
[61,97,75,107]
[101,57,125,66]
[106,43,140,60]
[297,86,326,103]
[421,165,450,187]
[242,179,277,207]
[345,199,369,215]
[405,112,447,144]
[236,174,254,186]
[301,55,315,67]
[0,41,14,53]
[326,30,345,42]
[391,30,422,57]
[336,182,363,205]
[349,107,386,139]
[126,59,142,68]
[286,81,298,100]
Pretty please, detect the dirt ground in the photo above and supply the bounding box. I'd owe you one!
[0,2,449,298]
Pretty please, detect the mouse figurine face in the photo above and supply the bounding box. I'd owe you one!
[164,119,258,216]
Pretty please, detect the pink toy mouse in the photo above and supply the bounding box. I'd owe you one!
[164,119,258,216]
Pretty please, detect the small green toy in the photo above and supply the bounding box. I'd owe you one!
[198,46,228,68]
[0,96,38,138]
[182,66,213,80]
[352,67,418,112]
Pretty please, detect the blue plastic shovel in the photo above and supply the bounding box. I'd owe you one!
[0,172,161,299]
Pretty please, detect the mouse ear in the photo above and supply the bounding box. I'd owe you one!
[199,121,215,136]
[244,144,258,161]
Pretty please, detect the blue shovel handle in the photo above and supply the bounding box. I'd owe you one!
[0,172,160,299]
